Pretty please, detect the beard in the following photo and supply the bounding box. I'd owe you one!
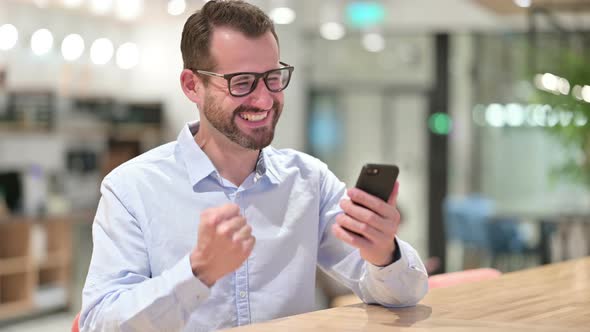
[202,92,282,150]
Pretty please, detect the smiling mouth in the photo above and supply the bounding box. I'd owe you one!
[238,111,269,122]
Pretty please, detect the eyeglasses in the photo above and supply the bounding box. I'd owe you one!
[192,62,295,97]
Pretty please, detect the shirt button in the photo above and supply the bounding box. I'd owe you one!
[239,291,246,298]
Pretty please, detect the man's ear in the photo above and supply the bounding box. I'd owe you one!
[180,69,202,104]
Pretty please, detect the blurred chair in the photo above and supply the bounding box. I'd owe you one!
[444,194,530,271]
[330,267,502,307]
[444,194,494,250]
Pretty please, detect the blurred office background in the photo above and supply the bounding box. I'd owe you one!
[0,0,589,330]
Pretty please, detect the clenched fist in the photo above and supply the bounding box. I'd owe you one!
[190,203,255,287]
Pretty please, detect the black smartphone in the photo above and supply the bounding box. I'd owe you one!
[355,163,399,202]
[341,164,399,238]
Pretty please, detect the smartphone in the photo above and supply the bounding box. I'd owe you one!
[355,163,399,202]
[341,164,399,238]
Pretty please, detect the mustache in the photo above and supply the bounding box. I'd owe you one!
[233,100,281,115]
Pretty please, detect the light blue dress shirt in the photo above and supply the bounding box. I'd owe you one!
[80,122,428,332]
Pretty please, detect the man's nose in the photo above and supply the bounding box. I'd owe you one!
[247,80,274,110]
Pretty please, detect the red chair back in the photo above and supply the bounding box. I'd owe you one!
[428,268,502,289]
[72,312,80,332]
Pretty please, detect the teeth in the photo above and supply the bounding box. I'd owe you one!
[240,111,268,122]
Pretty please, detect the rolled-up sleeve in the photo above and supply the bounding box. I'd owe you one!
[80,178,210,332]
[360,238,429,307]
[316,163,428,307]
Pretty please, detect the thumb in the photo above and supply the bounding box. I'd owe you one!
[387,181,400,206]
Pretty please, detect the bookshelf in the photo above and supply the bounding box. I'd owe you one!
[0,217,72,321]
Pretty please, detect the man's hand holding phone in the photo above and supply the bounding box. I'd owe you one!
[332,164,401,267]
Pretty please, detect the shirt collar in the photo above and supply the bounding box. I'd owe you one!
[260,146,281,184]
[178,122,280,186]
[178,122,216,186]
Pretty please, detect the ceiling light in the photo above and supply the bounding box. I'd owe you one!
[62,0,84,8]
[514,0,532,8]
[505,103,526,127]
[116,0,143,21]
[90,0,113,15]
[61,34,85,61]
[320,22,345,41]
[90,38,114,65]
[362,32,385,52]
[31,28,54,56]
[574,112,588,126]
[270,7,296,25]
[485,104,505,127]
[559,111,573,127]
[572,85,583,100]
[582,86,590,103]
[533,105,551,127]
[346,2,385,28]
[0,24,18,50]
[540,73,558,92]
[557,77,570,95]
[167,0,186,16]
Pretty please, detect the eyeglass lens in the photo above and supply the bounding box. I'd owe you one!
[229,68,291,96]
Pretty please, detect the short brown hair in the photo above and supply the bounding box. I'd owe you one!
[181,0,279,73]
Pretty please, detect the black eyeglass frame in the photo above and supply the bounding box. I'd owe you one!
[191,61,295,97]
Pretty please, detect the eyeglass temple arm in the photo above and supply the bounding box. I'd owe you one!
[195,70,224,78]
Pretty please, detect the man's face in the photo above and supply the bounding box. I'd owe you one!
[199,27,284,150]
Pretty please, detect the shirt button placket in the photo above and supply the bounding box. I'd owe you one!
[234,190,250,325]
[235,260,251,325]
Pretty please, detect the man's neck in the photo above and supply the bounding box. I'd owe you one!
[195,123,259,187]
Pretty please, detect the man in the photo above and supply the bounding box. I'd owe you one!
[80,1,428,331]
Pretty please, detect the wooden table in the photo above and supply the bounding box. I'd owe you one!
[223,257,590,331]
